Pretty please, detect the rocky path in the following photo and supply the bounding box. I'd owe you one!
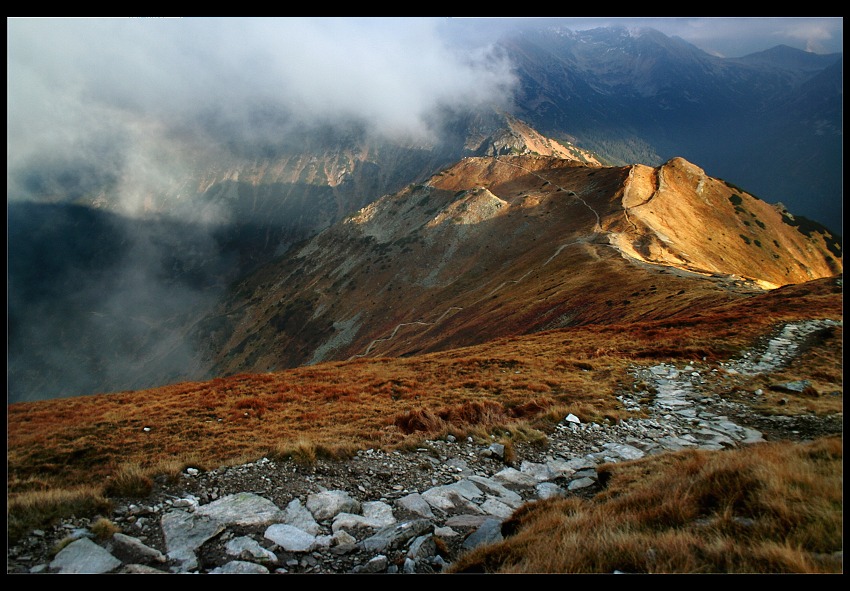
[7,319,841,575]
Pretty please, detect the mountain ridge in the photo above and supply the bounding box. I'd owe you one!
[7,112,841,402]
[191,153,840,380]
[8,27,843,400]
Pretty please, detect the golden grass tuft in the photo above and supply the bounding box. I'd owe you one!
[103,463,154,499]
[275,438,318,465]
[90,517,120,540]
[507,397,555,419]
[393,399,529,436]
[272,438,359,465]
[393,408,446,435]
[391,399,555,457]
[147,455,211,482]
[232,395,269,419]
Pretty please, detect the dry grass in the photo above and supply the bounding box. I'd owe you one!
[90,517,120,541]
[270,438,358,465]
[103,463,154,498]
[449,436,843,574]
[6,276,842,550]
[7,341,638,495]
[7,485,112,545]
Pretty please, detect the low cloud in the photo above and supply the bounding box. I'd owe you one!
[8,17,517,211]
[7,18,520,401]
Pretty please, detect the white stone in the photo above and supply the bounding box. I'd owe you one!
[264,524,317,553]
[520,461,554,482]
[209,560,270,574]
[110,532,166,563]
[536,482,566,499]
[49,538,122,574]
[195,492,282,526]
[493,467,538,488]
[284,498,320,535]
[479,497,514,519]
[332,530,357,546]
[225,536,277,563]
[306,489,360,521]
[567,477,595,490]
[396,493,436,518]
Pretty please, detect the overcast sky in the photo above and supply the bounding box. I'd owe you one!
[8,17,841,136]
[9,17,842,142]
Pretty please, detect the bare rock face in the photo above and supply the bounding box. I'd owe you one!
[497,116,602,166]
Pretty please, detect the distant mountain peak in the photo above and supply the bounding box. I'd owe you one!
[473,114,602,165]
[734,43,841,70]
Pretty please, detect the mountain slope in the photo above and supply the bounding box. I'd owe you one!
[611,157,842,288]
[193,154,841,378]
[7,274,843,543]
[7,113,600,403]
[9,27,842,402]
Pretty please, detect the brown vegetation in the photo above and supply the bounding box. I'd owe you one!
[6,275,843,563]
[449,436,843,574]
